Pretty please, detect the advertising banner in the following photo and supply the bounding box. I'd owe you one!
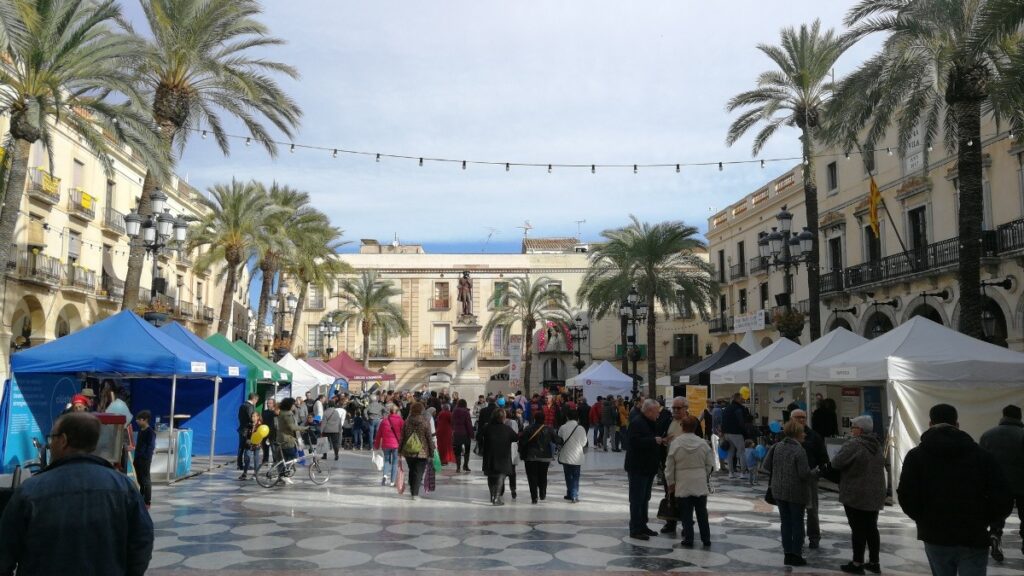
[508,335,523,390]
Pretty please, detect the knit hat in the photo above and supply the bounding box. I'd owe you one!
[850,415,873,431]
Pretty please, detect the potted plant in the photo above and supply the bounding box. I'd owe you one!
[773,309,805,343]
[135,297,170,327]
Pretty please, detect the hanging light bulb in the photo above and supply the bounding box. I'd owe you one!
[332,149,338,158]
[633,164,638,174]
[376,153,380,162]
[718,162,723,171]
[927,144,933,152]
[461,160,466,170]
[245,137,251,147]
[967,139,973,147]
[591,165,596,174]
[419,158,423,167]
[201,130,207,139]
[505,163,510,172]
[547,164,552,174]
[1009,131,1016,141]
[760,159,765,169]
[803,157,809,166]
[289,144,295,153]
[887,147,893,156]
[675,164,680,173]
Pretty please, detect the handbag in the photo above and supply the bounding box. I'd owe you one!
[764,445,777,505]
[432,449,442,472]
[656,496,677,521]
[371,450,384,471]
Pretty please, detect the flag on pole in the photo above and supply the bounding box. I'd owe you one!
[868,176,881,236]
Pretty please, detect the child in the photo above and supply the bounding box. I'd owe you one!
[744,439,761,486]
[134,410,156,507]
[240,412,261,480]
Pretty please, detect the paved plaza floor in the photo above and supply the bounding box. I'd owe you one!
[146,449,1023,575]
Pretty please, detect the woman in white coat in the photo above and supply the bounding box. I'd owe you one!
[557,414,588,503]
[665,415,715,547]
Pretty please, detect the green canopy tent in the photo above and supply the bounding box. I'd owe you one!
[205,333,264,399]
[220,338,292,404]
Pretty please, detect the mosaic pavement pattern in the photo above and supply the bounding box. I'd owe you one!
[145,450,1024,574]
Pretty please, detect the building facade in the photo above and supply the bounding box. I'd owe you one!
[288,238,711,395]
[707,119,1024,351]
[0,114,252,383]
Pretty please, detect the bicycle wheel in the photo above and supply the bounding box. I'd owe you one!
[254,461,281,488]
[308,456,330,485]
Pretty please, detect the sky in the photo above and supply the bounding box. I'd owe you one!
[122,1,883,254]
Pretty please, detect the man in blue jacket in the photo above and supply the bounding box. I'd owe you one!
[624,399,667,540]
[0,412,154,576]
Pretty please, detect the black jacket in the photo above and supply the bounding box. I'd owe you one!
[801,426,831,470]
[576,401,590,427]
[477,403,496,434]
[481,421,517,476]
[624,413,660,475]
[237,401,254,432]
[897,424,1012,549]
[519,423,557,461]
[812,406,838,438]
[722,401,749,435]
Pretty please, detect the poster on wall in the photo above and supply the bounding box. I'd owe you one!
[766,384,806,423]
[840,387,862,430]
[1,374,79,472]
[686,385,708,417]
[862,387,883,435]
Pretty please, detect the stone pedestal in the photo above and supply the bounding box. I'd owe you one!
[451,316,486,397]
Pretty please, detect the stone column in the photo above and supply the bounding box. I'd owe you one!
[451,316,486,398]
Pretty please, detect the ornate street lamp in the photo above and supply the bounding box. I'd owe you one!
[619,286,648,399]
[124,189,189,322]
[759,206,816,329]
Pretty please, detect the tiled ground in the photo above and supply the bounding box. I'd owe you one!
[145,449,1023,575]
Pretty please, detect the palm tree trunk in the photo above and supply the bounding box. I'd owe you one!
[620,314,628,374]
[522,322,534,398]
[217,263,237,335]
[289,281,307,353]
[646,313,657,399]
[362,320,371,368]
[0,139,33,276]
[122,123,176,311]
[954,101,984,339]
[800,132,822,341]
[252,262,273,352]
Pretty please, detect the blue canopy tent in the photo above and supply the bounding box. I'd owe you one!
[0,311,224,480]
[159,322,248,461]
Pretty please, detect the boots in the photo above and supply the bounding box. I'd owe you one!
[990,534,1004,562]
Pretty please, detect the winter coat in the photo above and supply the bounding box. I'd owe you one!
[831,433,886,511]
[979,417,1024,497]
[801,426,831,470]
[576,402,590,427]
[765,437,811,506]
[557,420,587,466]
[399,415,434,459]
[665,433,715,498]
[722,400,749,435]
[481,420,517,476]
[276,408,304,449]
[366,400,385,420]
[812,405,838,438]
[600,400,617,426]
[520,422,556,462]
[374,413,404,450]
[624,413,660,475]
[898,424,1011,549]
[589,403,602,427]
[451,406,474,441]
[321,407,344,434]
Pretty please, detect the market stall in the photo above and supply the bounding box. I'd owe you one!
[228,339,293,400]
[807,316,1024,485]
[277,353,334,399]
[326,352,395,392]
[305,358,349,395]
[565,361,634,403]
[0,311,225,481]
[672,343,750,388]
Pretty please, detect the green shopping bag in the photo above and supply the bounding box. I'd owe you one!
[432,449,441,472]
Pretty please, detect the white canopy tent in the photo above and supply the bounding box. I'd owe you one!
[754,328,868,384]
[738,331,761,354]
[565,360,634,403]
[808,316,1024,485]
[277,353,335,399]
[710,338,800,385]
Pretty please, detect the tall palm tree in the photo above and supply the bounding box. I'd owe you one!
[122,0,302,311]
[577,250,634,376]
[587,217,717,398]
[483,276,571,398]
[725,20,853,342]
[251,184,323,352]
[826,0,1020,339]
[189,180,278,335]
[332,271,409,368]
[285,224,353,353]
[0,0,167,273]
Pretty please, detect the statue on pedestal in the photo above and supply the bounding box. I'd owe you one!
[457,271,474,322]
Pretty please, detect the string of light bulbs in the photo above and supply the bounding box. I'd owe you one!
[191,127,1018,173]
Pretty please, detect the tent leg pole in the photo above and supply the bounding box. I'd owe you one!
[168,374,177,484]
[210,377,220,472]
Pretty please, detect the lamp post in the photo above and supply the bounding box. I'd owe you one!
[269,290,298,360]
[569,314,590,374]
[618,286,649,400]
[124,189,188,317]
[980,277,1012,342]
[758,205,815,313]
[320,317,340,358]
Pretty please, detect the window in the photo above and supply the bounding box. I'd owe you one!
[759,282,769,310]
[1018,153,1024,215]
[30,141,46,166]
[907,206,928,250]
[736,241,745,275]
[865,224,882,262]
[307,326,322,356]
[718,294,727,316]
[491,325,507,354]
[673,334,698,358]
[432,281,449,309]
[491,281,509,309]
[738,288,748,314]
[828,236,843,271]
[432,324,450,357]
[547,281,563,307]
[105,179,116,207]
[72,159,85,189]
[67,230,81,261]
[717,250,726,282]
[827,161,838,193]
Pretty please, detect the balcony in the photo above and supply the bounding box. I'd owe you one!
[201,306,215,322]
[749,256,769,275]
[996,217,1024,254]
[845,237,959,289]
[820,269,845,295]
[420,344,455,359]
[26,168,61,205]
[481,343,509,358]
[367,346,396,358]
[771,299,810,319]
[729,262,746,280]
[708,315,731,334]
[99,275,124,301]
[14,250,61,286]
[175,300,194,319]
[430,298,450,310]
[62,264,96,294]
[67,188,96,221]
[102,207,126,235]
[176,249,192,267]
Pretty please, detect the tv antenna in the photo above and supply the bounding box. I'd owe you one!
[516,220,533,238]
[574,219,586,241]
[482,227,499,252]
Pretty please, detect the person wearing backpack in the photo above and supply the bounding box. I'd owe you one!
[398,402,434,500]
[520,412,557,504]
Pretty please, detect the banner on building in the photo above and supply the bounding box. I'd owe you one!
[732,311,765,334]
[508,335,523,390]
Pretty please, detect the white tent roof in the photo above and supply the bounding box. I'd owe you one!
[277,353,335,397]
[565,360,634,403]
[753,328,869,384]
[738,331,761,353]
[565,361,600,385]
[808,316,1024,383]
[709,338,801,384]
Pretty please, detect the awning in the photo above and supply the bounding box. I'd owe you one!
[102,249,123,282]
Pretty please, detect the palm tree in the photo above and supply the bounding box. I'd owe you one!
[0,0,167,274]
[251,184,324,353]
[577,250,634,376]
[725,20,853,342]
[285,224,353,353]
[825,0,1020,339]
[189,180,279,335]
[586,217,717,398]
[332,271,409,368]
[483,276,571,397]
[122,0,302,311]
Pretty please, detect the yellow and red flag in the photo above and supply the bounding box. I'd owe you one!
[868,176,881,236]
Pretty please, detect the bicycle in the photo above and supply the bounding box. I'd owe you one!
[254,449,330,487]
